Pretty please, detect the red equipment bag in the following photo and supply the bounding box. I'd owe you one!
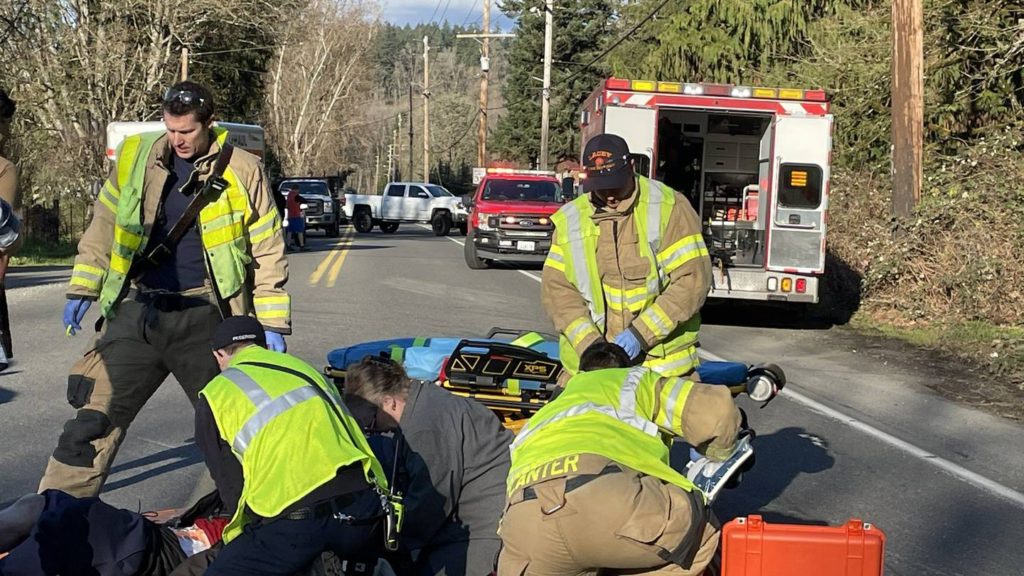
[721,515,886,576]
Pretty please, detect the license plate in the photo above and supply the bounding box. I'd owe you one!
[517,241,536,252]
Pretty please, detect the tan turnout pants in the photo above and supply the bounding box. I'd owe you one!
[497,470,718,576]
[38,298,222,497]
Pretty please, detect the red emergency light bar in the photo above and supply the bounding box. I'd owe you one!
[605,78,829,102]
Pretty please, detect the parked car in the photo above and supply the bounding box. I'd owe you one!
[343,182,467,235]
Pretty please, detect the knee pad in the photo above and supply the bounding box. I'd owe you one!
[52,409,113,468]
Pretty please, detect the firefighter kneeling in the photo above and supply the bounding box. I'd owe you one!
[497,342,743,576]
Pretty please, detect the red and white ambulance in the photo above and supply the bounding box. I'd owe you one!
[580,78,833,304]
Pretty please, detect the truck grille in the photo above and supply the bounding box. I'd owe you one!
[304,199,324,216]
[490,214,554,233]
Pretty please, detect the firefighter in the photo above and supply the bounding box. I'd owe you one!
[346,355,513,576]
[0,88,23,365]
[496,341,743,576]
[39,81,291,497]
[543,133,711,378]
[196,316,388,575]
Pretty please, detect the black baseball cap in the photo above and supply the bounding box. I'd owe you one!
[212,316,267,350]
[581,134,633,193]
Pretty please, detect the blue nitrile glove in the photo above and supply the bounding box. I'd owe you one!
[613,330,642,360]
[265,331,287,353]
[63,298,92,336]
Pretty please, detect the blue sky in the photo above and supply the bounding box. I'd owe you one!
[381,0,515,29]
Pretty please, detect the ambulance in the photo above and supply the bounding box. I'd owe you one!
[105,121,265,161]
[580,78,833,304]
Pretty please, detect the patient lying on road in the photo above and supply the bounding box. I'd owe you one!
[0,489,226,576]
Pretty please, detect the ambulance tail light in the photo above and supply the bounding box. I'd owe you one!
[781,278,793,292]
[804,89,828,101]
[796,278,807,293]
[767,277,778,292]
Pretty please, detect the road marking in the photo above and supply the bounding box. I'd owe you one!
[437,232,1024,508]
[308,232,353,287]
[701,348,1024,509]
[326,229,355,288]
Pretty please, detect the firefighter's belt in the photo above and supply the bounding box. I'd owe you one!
[518,463,623,503]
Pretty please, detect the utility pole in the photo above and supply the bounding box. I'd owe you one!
[457,23,516,168]
[422,36,431,183]
[374,149,381,195]
[395,114,402,180]
[479,0,491,167]
[891,0,923,220]
[408,80,415,180]
[180,48,189,81]
[539,0,553,170]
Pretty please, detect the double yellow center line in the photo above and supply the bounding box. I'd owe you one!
[308,228,355,288]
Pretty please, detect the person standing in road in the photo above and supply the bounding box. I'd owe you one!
[284,184,308,251]
[0,88,24,366]
[496,342,743,576]
[39,81,291,497]
[542,133,712,378]
[197,316,388,575]
[346,356,513,576]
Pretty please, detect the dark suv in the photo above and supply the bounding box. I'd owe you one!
[277,178,344,237]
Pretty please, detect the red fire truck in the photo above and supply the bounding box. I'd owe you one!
[580,78,833,304]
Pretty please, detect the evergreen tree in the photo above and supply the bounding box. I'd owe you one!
[492,0,615,165]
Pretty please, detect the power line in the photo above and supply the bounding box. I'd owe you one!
[560,0,671,85]
[191,44,283,57]
[427,0,445,24]
[485,0,671,114]
[460,0,480,27]
[437,0,455,24]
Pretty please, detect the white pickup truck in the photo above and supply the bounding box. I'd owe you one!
[344,181,468,236]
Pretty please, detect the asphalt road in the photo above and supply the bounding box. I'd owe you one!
[1,225,1022,574]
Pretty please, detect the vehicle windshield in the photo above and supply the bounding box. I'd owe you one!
[426,185,453,197]
[284,181,330,197]
[481,180,559,202]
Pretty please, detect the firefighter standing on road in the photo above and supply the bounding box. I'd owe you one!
[496,342,743,576]
[39,81,291,497]
[197,316,388,575]
[543,133,711,378]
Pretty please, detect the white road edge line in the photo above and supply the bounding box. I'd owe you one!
[701,348,1024,509]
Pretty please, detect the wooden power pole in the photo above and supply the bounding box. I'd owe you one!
[422,36,431,183]
[891,0,924,219]
[457,8,515,168]
[180,48,189,81]
[539,0,553,170]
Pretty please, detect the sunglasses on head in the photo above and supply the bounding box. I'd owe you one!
[163,87,206,107]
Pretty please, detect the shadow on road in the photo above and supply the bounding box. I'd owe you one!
[0,385,16,404]
[704,426,836,524]
[702,251,864,331]
[102,442,202,493]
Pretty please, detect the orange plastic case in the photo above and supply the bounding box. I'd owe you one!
[721,515,886,576]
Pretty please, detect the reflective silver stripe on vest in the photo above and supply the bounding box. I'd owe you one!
[645,179,666,286]
[512,368,658,451]
[660,378,684,429]
[547,250,564,265]
[563,202,603,326]
[618,367,646,417]
[220,368,320,455]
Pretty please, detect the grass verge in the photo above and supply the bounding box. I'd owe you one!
[9,239,77,267]
[849,313,1024,420]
